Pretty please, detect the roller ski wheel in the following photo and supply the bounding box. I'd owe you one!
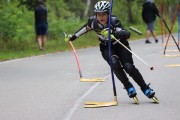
[152,96,159,104]
[133,96,139,104]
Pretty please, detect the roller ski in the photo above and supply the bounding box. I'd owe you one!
[127,87,139,104]
[142,84,159,104]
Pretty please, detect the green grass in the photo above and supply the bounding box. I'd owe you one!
[0,20,178,62]
[0,31,99,61]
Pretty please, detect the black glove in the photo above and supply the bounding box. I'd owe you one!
[114,30,130,40]
[69,34,77,41]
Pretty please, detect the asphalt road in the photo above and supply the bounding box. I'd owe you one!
[0,37,180,120]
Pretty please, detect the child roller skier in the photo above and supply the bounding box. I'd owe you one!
[65,1,158,102]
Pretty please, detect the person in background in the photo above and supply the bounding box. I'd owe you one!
[34,0,48,51]
[66,1,157,100]
[142,0,160,44]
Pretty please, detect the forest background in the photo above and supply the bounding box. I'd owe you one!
[0,0,179,60]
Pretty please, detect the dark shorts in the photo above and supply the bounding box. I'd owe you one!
[147,21,154,31]
[35,24,48,35]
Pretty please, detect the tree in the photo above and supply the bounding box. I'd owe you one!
[83,0,90,18]
[126,0,134,23]
[113,0,135,24]
[17,0,41,11]
[64,0,86,18]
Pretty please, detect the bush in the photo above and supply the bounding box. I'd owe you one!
[0,8,17,47]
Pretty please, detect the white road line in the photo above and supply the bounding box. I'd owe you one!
[0,52,60,65]
[63,74,111,120]
[0,58,23,65]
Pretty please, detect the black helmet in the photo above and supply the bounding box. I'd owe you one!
[94,1,110,13]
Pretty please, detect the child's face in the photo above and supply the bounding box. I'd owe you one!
[96,12,108,25]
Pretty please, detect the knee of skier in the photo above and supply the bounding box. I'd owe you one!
[111,55,120,70]
[123,63,135,74]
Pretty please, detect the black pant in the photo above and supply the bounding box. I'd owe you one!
[99,41,147,90]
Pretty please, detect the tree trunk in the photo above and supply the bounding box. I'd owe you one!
[89,0,96,16]
[127,0,133,23]
[83,0,90,18]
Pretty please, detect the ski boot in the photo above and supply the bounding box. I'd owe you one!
[127,87,139,104]
[142,84,159,104]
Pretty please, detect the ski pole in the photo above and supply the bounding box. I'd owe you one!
[101,30,154,70]
[63,32,83,78]
[129,26,142,35]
